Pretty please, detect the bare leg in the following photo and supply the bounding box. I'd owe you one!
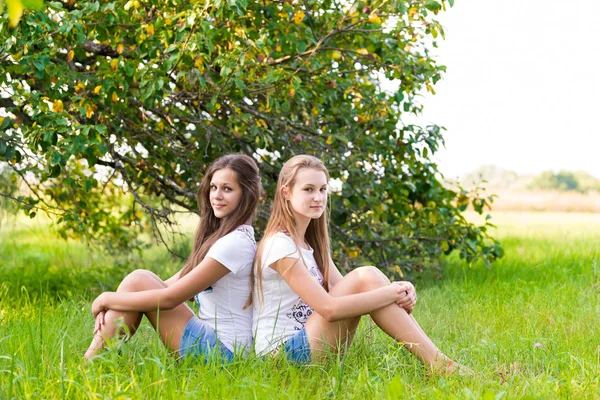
[305,267,466,372]
[84,269,195,358]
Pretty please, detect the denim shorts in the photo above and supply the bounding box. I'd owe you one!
[179,316,233,362]
[283,328,312,364]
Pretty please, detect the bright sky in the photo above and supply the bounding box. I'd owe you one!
[419,0,600,179]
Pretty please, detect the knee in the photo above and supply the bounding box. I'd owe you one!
[354,266,389,291]
[118,269,157,291]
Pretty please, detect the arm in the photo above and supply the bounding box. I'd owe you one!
[164,269,181,287]
[92,258,229,317]
[328,256,344,290]
[272,257,406,322]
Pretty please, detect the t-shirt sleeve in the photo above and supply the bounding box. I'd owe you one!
[262,233,300,269]
[206,231,255,275]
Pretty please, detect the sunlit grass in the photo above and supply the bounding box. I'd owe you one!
[1,212,599,398]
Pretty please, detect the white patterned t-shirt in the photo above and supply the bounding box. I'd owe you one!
[252,232,324,355]
[195,224,256,354]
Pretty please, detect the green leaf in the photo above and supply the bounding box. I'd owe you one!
[50,151,62,166]
[22,0,43,10]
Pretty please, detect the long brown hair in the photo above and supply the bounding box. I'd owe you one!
[180,154,262,278]
[250,155,331,307]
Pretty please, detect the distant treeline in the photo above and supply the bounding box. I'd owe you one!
[460,165,600,193]
[528,171,600,193]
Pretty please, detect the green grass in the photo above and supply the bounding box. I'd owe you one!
[1,212,599,399]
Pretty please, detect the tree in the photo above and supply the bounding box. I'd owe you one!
[0,0,502,277]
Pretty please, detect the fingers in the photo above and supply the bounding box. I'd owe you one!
[94,311,106,334]
[395,290,417,311]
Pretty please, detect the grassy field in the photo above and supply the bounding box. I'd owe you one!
[1,212,599,399]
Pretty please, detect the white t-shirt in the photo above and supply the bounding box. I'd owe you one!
[194,225,256,354]
[252,232,324,355]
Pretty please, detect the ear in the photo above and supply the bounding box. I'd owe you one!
[281,186,290,201]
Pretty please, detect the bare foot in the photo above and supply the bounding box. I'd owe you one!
[84,334,105,359]
[429,354,474,376]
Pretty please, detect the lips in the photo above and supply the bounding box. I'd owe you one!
[213,204,226,209]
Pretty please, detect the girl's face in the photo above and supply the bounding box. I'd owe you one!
[287,168,328,223]
[209,168,243,219]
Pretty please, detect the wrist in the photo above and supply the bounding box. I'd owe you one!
[101,292,112,309]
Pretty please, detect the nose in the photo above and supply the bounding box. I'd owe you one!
[213,188,224,199]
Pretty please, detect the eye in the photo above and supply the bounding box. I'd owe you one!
[210,184,217,190]
[224,187,232,192]
[320,187,327,192]
[304,188,312,192]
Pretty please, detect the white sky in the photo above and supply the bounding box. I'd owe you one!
[418,0,600,179]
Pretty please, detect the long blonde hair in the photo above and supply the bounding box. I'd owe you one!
[180,154,262,278]
[249,155,331,307]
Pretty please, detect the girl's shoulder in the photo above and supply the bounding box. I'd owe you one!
[215,224,256,249]
[233,224,257,247]
[264,231,294,246]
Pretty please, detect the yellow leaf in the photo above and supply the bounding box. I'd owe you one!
[112,92,119,103]
[93,85,102,95]
[75,81,85,92]
[85,104,93,118]
[110,59,119,72]
[117,44,124,54]
[356,48,369,56]
[256,119,267,128]
[440,241,449,252]
[67,50,75,62]
[394,265,404,278]
[348,250,359,258]
[326,136,333,145]
[52,99,64,113]
[330,50,342,60]
[0,117,4,125]
[215,103,221,110]
[408,7,418,19]
[293,10,304,25]
[6,0,24,28]
[194,57,205,73]
[311,107,319,116]
[146,24,155,36]
[368,13,381,24]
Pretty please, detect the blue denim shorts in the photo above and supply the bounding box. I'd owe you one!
[179,316,233,362]
[284,328,312,364]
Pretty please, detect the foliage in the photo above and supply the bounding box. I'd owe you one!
[528,170,600,193]
[0,0,44,28]
[0,0,501,276]
[0,164,19,223]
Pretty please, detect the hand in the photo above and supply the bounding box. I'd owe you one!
[91,292,111,318]
[94,310,105,334]
[392,281,417,314]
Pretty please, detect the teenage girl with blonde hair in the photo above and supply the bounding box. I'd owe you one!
[85,154,261,360]
[251,155,470,373]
